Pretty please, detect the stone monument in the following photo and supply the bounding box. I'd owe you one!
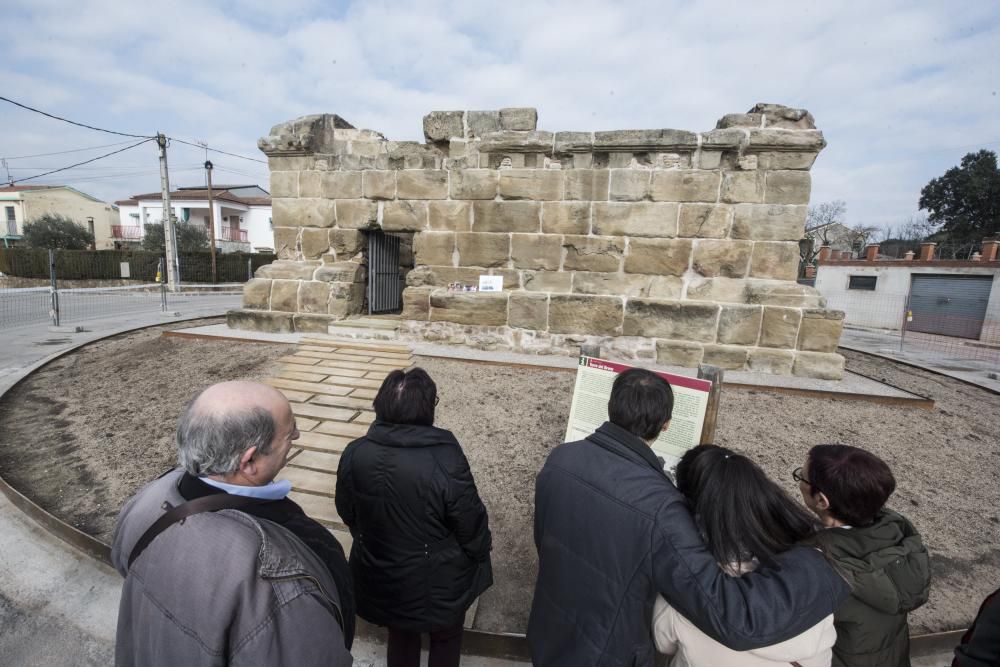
[229,104,846,379]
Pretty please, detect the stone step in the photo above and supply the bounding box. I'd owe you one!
[296,431,352,452]
[325,321,400,341]
[266,377,353,397]
[288,491,347,531]
[315,420,369,439]
[300,337,412,354]
[315,347,414,362]
[284,466,336,497]
[291,402,358,422]
[311,394,373,411]
[321,375,384,391]
[289,449,341,473]
[285,359,369,378]
[329,317,401,331]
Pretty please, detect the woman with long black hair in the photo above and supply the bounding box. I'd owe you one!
[652,444,837,666]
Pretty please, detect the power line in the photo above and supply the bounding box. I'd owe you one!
[3,139,141,160]
[168,137,268,164]
[9,139,154,184]
[0,96,153,139]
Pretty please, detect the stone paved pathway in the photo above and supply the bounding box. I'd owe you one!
[264,337,414,553]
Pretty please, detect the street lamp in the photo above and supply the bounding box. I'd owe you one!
[205,160,217,282]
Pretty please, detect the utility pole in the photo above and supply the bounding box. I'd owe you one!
[156,132,179,290]
[205,160,218,283]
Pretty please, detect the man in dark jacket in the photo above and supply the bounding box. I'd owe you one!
[529,368,850,667]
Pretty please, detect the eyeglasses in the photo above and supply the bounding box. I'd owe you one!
[792,466,818,491]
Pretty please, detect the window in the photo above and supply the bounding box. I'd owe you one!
[4,206,15,235]
[848,275,877,290]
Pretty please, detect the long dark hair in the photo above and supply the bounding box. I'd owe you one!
[676,445,819,568]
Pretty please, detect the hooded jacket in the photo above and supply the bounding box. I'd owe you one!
[820,509,931,667]
[335,420,493,632]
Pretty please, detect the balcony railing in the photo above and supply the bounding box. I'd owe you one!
[4,220,17,236]
[221,227,248,242]
[111,225,143,240]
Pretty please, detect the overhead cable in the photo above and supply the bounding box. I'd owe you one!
[168,137,268,164]
[10,139,155,184]
[0,96,154,139]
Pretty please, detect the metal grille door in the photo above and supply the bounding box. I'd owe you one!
[908,274,992,339]
[368,232,402,314]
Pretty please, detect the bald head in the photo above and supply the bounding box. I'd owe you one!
[176,381,292,478]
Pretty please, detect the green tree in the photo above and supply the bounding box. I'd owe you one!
[142,221,209,252]
[919,149,1000,243]
[22,213,95,249]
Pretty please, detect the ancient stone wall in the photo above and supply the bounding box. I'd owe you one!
[230,104,846,379]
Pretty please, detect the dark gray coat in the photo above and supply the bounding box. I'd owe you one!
[111,470,352,666]
[528,422,851,667]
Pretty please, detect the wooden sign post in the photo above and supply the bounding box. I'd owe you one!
[697,363,723,445]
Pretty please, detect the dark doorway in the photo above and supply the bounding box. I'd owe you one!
[367,231,403,314]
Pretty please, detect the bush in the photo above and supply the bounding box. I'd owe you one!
[23,214,95,250]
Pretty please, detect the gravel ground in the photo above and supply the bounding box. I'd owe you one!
[0,331,995,637]
[0,320,291,542]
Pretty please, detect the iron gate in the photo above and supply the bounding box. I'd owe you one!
[367,231,402,314]
[908,274,992,340]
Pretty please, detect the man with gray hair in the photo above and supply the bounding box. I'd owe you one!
[111,381,353,666]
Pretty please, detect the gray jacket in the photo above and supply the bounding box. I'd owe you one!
[111,470,352,666]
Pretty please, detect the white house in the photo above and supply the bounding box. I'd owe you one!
[814,240,1000,344]
[115,185,273,253]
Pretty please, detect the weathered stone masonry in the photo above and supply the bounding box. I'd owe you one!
[229,104,846,379]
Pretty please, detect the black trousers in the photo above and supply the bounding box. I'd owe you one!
[386,623,464,667]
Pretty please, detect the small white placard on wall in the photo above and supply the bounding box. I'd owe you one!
[120,262,131,278]
[478,275,503,292]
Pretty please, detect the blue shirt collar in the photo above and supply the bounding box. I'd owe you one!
[199,476,292,500]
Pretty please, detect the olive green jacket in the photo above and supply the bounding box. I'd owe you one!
[821,509,931,667]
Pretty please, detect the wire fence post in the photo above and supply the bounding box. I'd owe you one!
[247,257,252,282]
[900,294,911,353]
[48,248,60,327]
[157,257,167,312]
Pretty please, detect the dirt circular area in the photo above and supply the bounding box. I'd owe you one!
[0,330,996,637]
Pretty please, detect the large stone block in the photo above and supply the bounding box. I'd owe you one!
[594,129,698,150]
[793,352,845,380]
[511,233,562,270]
[300,227,331,259]
[609,170,651,201]
[749,242,799,281]
[363,171,396,199]
[755,151,819,170]
[270,279,300,312]
[686,277,749,304]
[509,292,549,330]
[746,281,825,307]
[499,107,538,131]
[456,232,510,268]
[473,201,541,233]
[759,306,802,349]
[273,198,336,228]
[747,128,826,150]
[314,261,364,283]
[797,309,844,353]
[731,204,807,241]
[272,227,299,260]
[413,231,456,267]
[323,172,363,199]
[573,272,653,297]
[692,240,752,278]
[564,169,610,201]
[406,266,481,287]
[499,169,563,200]
[702,344,749,370]
[765,171,811,205]
[562,235,624,272]
[720,171,764,204]
[656,340,704,367]
[623,299,720,340]
[450,169,498,200]
[542,202,590,235]
[747,348,795,374]
[649,170,721,203]
[467,110,501,137]
[298,281,331,314]
[292,313,333,333]
[647,275,684,299]
[428,201,471,231]
[256,260,321,280]
[548,295,623,335]
[270,171,298,198]
[329,229,365,260]
[382,200,427,232]
[400,286,433,321]
[677,204,731,238]
[624,238,692,276]
[430,291,509,326]
[242,278,271,310]
[335,199,378,229]
[592,202,679,238]
[522,270,573,293]
[423,110,465,142]
[717,304,763,345]
[327,283,365,318]
[396,170,448,199]
[227,309,294,333]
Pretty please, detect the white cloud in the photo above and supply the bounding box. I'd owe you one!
[0,0,997,229]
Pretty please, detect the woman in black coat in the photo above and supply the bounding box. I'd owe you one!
[335,367,493,667]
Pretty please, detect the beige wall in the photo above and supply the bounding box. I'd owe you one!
[22,188,119,249]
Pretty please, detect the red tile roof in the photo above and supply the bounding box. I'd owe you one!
[116,189,271,207]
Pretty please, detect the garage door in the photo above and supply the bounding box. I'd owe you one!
[908,274,993,339]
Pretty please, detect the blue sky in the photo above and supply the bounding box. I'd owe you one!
[1,0,998,228]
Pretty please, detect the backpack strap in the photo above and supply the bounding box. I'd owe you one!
[128,493,267,570]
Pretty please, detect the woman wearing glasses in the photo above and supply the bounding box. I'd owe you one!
[795,445,931,667]
[336,368,493,667]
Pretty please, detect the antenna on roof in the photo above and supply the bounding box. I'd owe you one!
[1,158,11,186]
